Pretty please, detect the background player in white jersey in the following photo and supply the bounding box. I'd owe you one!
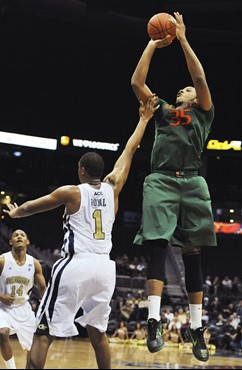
[4,96,159,369]
[0,229,46,369]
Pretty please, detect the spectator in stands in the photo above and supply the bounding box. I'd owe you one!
[218,317,236,350]
[162,323,170,342]
[164,308,174,323]
[230,312,241,330]
[229,324,242,354]
[111,321,129,340]
[236,300,242,319]
[203,297,210,312]
[215,314,226,329]
[209,297,222,320]
[211,276,220,296]
[177,307,187,325]
[222,276,233,293]
[222,303,235,320]
[168,324,184,344]
[120,299,134,321]
[130,322,146,340]
[168,315,182,331]
[137,294,148,321]
[204,275,212,295]
[201,309,209,326]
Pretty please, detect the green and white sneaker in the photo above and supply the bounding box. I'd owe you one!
[185,326,209,362]
[147,319,164,353]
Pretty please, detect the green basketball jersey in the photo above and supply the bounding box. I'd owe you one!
[151,98,215,171]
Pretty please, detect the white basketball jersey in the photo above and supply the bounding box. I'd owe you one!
[61,182,115,255]
[0,252,35,308]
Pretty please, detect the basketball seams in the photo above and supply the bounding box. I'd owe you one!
[148,22,161,34]
[156,13,166,39]
[148,21,160,33]
[166,17,176,35]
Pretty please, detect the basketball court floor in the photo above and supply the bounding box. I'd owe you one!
[2,337,241,369]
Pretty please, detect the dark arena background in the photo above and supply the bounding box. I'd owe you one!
[0,1,242,369]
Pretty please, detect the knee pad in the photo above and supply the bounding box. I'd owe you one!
[146,239,168,282]
[182,251,203,293]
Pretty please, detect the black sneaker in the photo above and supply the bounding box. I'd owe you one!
[147,319,164,353]
[185,326,209,362]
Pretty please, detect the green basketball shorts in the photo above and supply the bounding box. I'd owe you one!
[134,172,217,248]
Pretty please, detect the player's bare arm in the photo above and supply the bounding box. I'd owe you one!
[131,36,172,103]
[34,259,47,298]
[0,255,5,276]
[0,256,15,306]
[174,12,212,111]
[3,185,80,218]
[104,95,159,213]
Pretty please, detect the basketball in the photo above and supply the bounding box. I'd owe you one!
[147,13,177,44]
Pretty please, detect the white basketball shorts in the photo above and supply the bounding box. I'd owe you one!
[37,253,116,337]
[0,301,36,350]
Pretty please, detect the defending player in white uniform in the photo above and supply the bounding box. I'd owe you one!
[0,230,46,369]
[37,182,116,337]
[4,96,159,369]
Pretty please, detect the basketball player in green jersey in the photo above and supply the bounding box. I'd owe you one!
[131,12,216,362]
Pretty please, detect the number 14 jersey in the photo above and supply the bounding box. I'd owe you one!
[0,252,34,308]
[62,183,115,256]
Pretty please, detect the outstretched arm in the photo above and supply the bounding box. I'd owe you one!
[3,185,77,218]
[174,12,212,111]
[104,95,159,210]
[131,36,172,103]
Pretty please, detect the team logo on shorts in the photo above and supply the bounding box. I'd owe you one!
[38,324,48,331]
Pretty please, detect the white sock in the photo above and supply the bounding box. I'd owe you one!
[148,295,161,322]
[4,357,16,369]
[189,304,202,330]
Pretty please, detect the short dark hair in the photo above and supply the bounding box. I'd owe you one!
[79,152,104,178]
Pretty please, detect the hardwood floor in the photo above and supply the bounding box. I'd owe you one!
[1,337,241,369]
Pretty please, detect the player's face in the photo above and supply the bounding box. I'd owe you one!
[10,229,29,251]
[176,86,196,104]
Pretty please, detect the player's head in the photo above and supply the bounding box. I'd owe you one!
[78,152,104,183]
[176,86,197,105]
[9,229,30,252]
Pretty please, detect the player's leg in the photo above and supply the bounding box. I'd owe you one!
[86,325,111,369]
[0,328,16,369]
[177,176,216,362]
[76,255,115,369]
[134,174,179,353]
[182,246,209,362]
[26,334,54,369]
[145,239,168,353]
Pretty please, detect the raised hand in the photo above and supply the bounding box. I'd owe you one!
[3,202,19,218]
[148,35,173,49]
[139,94,160,121]
[174,12,186,41]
